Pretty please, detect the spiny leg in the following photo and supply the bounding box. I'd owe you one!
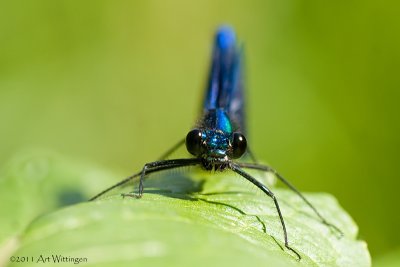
[245,147,276,186]
[89,171,141,201]
[122,158,202,198]
[230,163,301,261]
[246,146,259,164]
[237,162,343,237]
[90,158,201,201]
[157,138,185,160]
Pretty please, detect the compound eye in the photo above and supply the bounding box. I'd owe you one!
[231,132,247,159]
[186,129,203,156]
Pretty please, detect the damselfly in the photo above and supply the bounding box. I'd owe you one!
[90,26,342,260]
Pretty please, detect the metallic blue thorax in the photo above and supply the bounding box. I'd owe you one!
[202,109,232,134]
[200,109,233,158]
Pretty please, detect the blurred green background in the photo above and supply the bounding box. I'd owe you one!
[0,0,398,262]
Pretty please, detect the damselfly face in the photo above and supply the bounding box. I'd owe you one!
[185,109,247,170]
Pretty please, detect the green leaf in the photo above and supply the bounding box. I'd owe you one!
[1,152,370,267]
[0,150,118,245]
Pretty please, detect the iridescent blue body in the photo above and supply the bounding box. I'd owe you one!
[203,25,244,131]
[195,26,246,170]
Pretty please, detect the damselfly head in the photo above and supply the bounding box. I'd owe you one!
[185,128,247,167]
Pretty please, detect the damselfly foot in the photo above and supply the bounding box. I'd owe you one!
[121,192,142,199]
